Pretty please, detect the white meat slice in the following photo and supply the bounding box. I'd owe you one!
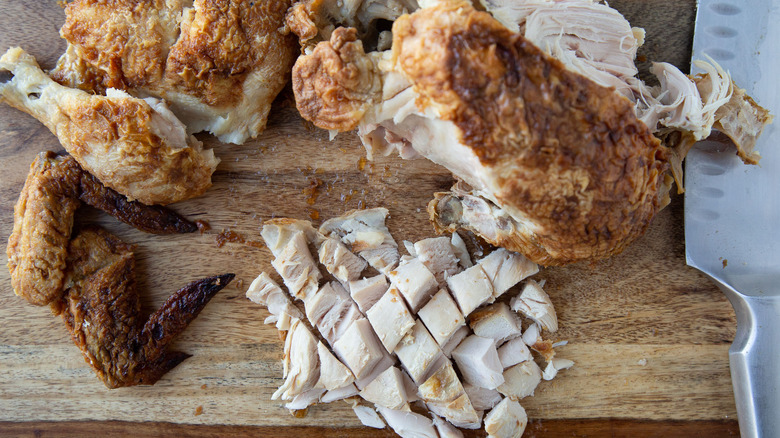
[387,258,438,312]
[477,249,538,298]
[463,383,502,411]
[319,208,400,274]
[319,236,368,283]
[468,302,523,345]
[273,319,320,401]
[413,237,462,283]
[355,348,395,390]
[321,383,359,403]
[450,232,473,268]
[316,341,355,391]
[367,286,416,352]
[417,288,465,346]
[497,337,533,369]
[333,318,387,380]
[394,319,443,384]
[497,360,542,399]
[321,302,363,345]
[376,406,438,438]
[349,274,389,313]
[359,366,410,410]
[446,264,494,317]
[542,358,575,381]
[245,272,304,330]
[510,279,558,332]
[403,240,417,258]
[305,281,351,327]
[522,322,541,346]
[418,361,481,429]
[440,325,469,358]
[285,388,326,411]
[270,230,322,300]
[484,397,528,438]
[262,218,321,258]
[432,413,465,438]
[451,335,504,390]
[352,404,386,429]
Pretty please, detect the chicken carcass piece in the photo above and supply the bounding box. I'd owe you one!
[52,0,297,144]
[0,48,219,205]
[56,227,233,388]
[293,2,669,266]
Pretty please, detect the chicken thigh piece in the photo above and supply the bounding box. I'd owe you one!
[52,0,298,144]
[0,47,219,205]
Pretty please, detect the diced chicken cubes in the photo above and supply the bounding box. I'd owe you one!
[432,413,465,438]
[349,275,389,313]
[321,383,359,403]
[355,348,395,390]
[484,398,528,438]
[468,303,523,345]
[463,383,503,411]
[333,318,388,380]
[261,219,321,257]
[319,208,400,274]
[376,406,438,438]
[497,360,542,399]
[418,361,481,429]
[394,319,443,384]
[451,335,505,390]
[367,287,416,352]
[359,366,410,410]
[542,358,575,381]
[319,236,368,283]
[447,264,494,317]
[497,337,533,369]
[387,258,438,312]
[441,325,470,358]
[273,318,320,401]
[414,237,462,283]
[316,342,355,391]
[305,281,351,327]
[510,279,558,332]
[478,249,539,298]
[353,404,386,429]
[270,230,322,300]
[285,388,326,411]
[245,272,304,330]
[450,232,473,268]
[418,289,465,346]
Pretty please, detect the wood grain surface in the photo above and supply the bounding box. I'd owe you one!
[0,0,740,436]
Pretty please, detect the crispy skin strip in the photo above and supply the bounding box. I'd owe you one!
[79,171,197,234]
[7,152,81,306]
[59,227,233,388]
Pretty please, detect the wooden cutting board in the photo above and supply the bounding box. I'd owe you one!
[0,1,740,436]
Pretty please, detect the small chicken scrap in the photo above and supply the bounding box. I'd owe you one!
[246,207,570,438]
[289,0,773,266]
[6,151,233,387]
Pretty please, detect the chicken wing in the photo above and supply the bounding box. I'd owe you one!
[52,0,298,144]
[0,47,219,205]
[56,226,234,388]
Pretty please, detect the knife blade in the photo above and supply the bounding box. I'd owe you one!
[686,1,780,437]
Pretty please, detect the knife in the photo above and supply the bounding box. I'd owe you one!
[686,1,780,437]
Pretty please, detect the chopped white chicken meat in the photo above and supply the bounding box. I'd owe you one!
[245,272,304,330]
[446,264,494,317]
[432,413,465,438]
[484,397,528,438]
[413,237,462,283]
[319,236,368,283]
[387,258,438,312]
[333,318,388,380]
[394,320,443,384]
[320,208,399,274]
[320,301,363,345]
[376,406,438,438]
[497,338,533,369]
[542,358,575,381]
[355,350,395,390]
[417,289,465,346]
[285,388,326,411]
[511,280,558,332]
[321,383,359,403]
[403,240,417,258]
[468,303,523,346]
[418,361,481,429]
[450,232,473,269]
[451,335,504,390]
[262,218,321,256]
[353,404,386,429]
[463,383,502,412]
[268,229,322,300]
[367,287,416,352]
[359,366,410,410]
[440,325,469,358]
[349,275,389,313]
[273,318,320,401]
[316,342,355,391]
[497,360,542,400]
[522,323,541,346]
[305,281,351,327]
[477,249,538,298]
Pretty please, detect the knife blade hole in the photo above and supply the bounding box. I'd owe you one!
[709,3,741,15]
[704,48,736,61]
[699,187,725,198]
[698,164,727,176]
[706,26,738,38]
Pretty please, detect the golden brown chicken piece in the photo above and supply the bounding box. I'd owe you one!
[52,0,298,144]
[7,151,198,306]
[56,227,234,388]
[0,47,219,205]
